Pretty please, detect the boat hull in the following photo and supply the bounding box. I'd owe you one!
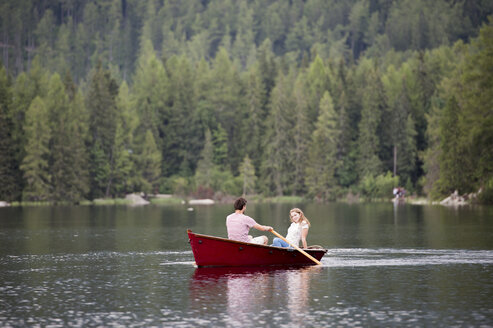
[187,230,327,267]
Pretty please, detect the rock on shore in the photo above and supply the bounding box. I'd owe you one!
[125,193,150,205]
[439,189,481,206]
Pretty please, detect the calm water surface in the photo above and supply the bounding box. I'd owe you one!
[1,203,492,327]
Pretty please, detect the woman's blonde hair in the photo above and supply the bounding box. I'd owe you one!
[290,208,311,227]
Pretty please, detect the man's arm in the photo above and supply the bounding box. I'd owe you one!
[253,223,272,232]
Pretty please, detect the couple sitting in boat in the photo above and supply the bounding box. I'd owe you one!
[226,197,310,249]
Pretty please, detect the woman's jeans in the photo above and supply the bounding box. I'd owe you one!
[271,237,290,247]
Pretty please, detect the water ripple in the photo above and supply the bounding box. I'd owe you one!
[322,248,493,267]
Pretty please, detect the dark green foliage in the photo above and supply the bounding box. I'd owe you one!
[138,130,162,194]
[478,178,493,204]
[86,63,119,198]
[244,64,268,172]
[87,63,119,157]
[334,62,360,188]
[49,73,90,202]
[462,19,493,190]
[89,141,110,199]
[111,82,135,196]
[390,81,417,184]
[212,124,228,168]
[20,97,51,201]
[357,63,386,179]
[359,171,399,199]
[0,1,491,203]
[305,91,340,201]
[239,155,256,196]
[0,65,21,201]
[435,95,473,194]
[425,18,493,201]
[260,71,295,196]
[195,129,215,189]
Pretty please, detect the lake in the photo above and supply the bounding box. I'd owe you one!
[1,202,492,327]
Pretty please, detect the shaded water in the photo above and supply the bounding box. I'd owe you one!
[1,203,492,327]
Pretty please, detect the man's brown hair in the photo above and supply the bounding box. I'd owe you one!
[234,197,247,210]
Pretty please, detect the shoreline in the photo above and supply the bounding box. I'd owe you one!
[0,195,481,207]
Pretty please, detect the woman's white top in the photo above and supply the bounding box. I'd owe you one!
[285,221,309,246]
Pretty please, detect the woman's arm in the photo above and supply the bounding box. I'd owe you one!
[301,227,309,248]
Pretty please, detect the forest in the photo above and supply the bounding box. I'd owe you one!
[0,0,492,204]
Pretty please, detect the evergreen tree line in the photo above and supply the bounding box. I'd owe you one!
[1,0,492,80]
[0,1,492,203]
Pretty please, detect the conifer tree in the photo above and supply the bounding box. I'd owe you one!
[0,65,21,201]
[193,59,213,124]
[20,97,51,201]
[11,57,50,152]
[86,62,119,198]
[132,39,168,174]
[139,0,160,53]
[305,91,339,200]
[232,2,256,69]
[261,72,295,196]
[195,129,215,189]
[138,130,162,194]
[34,9,56,71]
[435,95,472,194]
[208,47,245,172]
[164,55,201,176]
[53,21,71,74]
[461,19,493,192]
[47,73,71,201]
[69,90,91,199]
[90,140,110,198]
[244,64,267,171]
[291,74,311,195]
[111,82,136,196]
[107,0,125,69]
[357,67,385,179]
[212,124,228,169]
[48,73,89,202]
[8,58,50,199]
[335,62,360,187]
[421,96,443,197]
[257,39,277,106]
[286,17,313,59]
[305,55,331,125]
[391,81,417,184]
[239,155,256,196]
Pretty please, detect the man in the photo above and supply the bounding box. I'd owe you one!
[226,197,272,245]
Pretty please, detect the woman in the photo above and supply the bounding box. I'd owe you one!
[271,208,310,249]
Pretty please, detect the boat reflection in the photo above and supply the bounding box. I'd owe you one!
[189,265,322,325]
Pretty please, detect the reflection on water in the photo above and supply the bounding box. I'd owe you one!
[286,267,319,325]
[226,269,268,325]
[189,266,323,327]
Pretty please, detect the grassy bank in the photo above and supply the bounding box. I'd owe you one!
[149,197,184,205]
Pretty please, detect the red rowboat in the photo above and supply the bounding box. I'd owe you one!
[187,229,327,267]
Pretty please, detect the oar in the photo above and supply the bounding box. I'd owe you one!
[270,229,321,265]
